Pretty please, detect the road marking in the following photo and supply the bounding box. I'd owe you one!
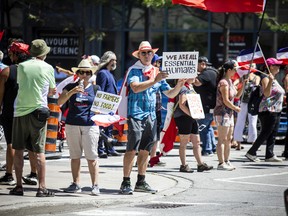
[73,209,148,215]
[214,172,288,187]
[150,201,223,206]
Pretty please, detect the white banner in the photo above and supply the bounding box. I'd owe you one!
[162,51,199,79]
[186,93,204,119]
[91,91,122,114]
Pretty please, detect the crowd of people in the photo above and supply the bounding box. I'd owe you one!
[0,39,287,197]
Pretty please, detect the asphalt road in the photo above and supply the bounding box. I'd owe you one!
[0,141,287,216]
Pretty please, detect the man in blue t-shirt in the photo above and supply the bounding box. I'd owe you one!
[120,41,185,195]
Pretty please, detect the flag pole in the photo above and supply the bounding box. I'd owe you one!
[240,0,267,102]
[257,41,271,74]
[247,0,268,74]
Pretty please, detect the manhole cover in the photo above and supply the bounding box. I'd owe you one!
[136,203,188,209]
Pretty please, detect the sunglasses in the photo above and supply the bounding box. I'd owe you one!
[140,51,153,57]
[77,70,92,76]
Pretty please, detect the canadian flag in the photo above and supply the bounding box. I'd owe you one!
[236,46,265,66]
[276,47,288,65]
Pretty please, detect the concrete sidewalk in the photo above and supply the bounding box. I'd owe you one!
[0,142,193,215]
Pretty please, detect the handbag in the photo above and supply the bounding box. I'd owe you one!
[247,85,263,116]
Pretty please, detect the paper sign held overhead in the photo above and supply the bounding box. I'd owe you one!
[91,91,122,114]
[162,51,199,79]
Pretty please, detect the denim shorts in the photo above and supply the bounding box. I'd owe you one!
[214,115,234,127]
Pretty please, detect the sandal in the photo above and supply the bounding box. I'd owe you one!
[36,188,55,197]
[236,146,244,150]
[9,186,24,196]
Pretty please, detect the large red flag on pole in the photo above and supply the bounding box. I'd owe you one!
[172,0,265,13]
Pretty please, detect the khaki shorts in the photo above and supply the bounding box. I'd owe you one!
[65,124,100,160]
[12,113,47,153]
[214,115,234,127]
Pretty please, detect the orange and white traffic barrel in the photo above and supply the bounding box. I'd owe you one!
[45,97,60,153]
[112,123,128,146]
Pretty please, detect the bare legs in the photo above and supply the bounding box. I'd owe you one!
[123,149,149,177]
[179,134,203,166]
[6,143,14,175]
[70,158,99,186]
[216,125,233,164]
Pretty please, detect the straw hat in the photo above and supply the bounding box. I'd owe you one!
[132,41,158,59]
[29,39,50,57]
[71,59,97,74]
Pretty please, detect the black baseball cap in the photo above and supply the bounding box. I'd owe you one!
[198,56,212,66]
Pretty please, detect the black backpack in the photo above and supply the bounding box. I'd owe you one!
[247,85,263,116]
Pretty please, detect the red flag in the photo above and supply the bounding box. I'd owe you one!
[0,30,4,41]
[160,117,178,154]
[172,0,265,13]
[159,98,178,155]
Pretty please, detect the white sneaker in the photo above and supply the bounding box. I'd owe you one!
[91,185,100,196]
[217,163,234,171]
[265,156,282,162]
[225,161,236,170]
[245,153,260,162]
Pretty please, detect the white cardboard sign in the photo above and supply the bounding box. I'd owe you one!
[162,51,199,79]
[186,93,205,119]
[91,91,122,114]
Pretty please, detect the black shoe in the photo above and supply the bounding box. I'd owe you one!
[179,164,194,173]
[108,151,122,156]
[9,186,24,196]
[197,163,213,172]
[134,181,157,194]
[22,173,38,185]
[99,153,108,158]
[0,173,16,185]
[120,181,133,195]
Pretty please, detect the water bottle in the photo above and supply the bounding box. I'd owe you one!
[76,80,84,102]
[79,80,84,95]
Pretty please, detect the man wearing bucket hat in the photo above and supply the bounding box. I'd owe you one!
[58,59,101,195]
[119,41,186,195]
[10,39,56,197]
[96,51,121,158]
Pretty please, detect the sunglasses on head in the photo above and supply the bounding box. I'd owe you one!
[140,51,153,56]
[77,70,92,75]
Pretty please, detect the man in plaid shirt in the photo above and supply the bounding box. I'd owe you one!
[120,41,185,195]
